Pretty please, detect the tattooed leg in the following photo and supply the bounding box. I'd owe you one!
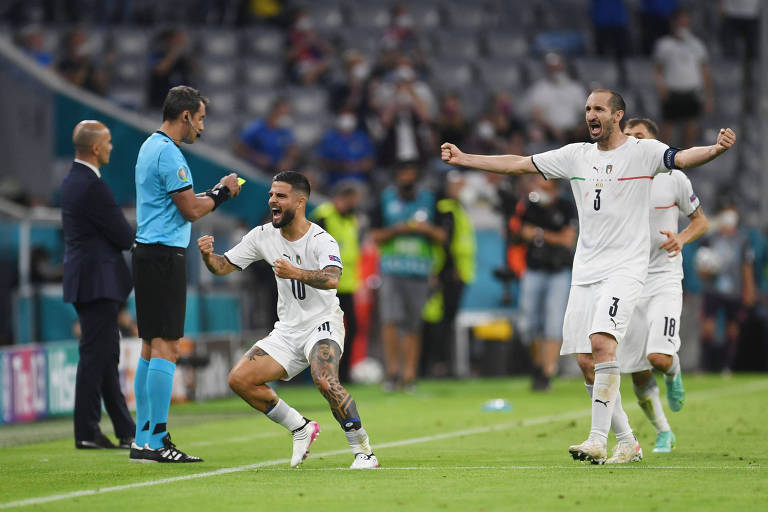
[228,343,287,413]
[310,339,360,425]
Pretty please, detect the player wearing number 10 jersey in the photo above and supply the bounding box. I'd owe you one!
[441,89,736,464]
[197,171,378,469]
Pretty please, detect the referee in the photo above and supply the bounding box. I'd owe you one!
[130,85,241,463]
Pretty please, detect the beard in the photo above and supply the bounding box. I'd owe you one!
[272,206,296,228]
[589,120,613,143]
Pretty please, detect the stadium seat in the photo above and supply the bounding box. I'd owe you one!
[624,58,655,89]
[198,30,239,58]
[476,59,524,91]
[109,28,149,57]
[433,31,480,60]
[113,56,146,86]
[409,2,442,30]
[242,58,283,87]
[429,60,475,91]
[574,57,619,89]
[340,29,382,55]
[485,33,529,60]
[243,89,278,117]
[291,115,327,148]
[305,3,345,31]
[444,2,492,30]
[201,119,236,147]
[206,91,238,116]
[243,27,285,57]
[287,87,329,117]
[348,3,390,29]
[200,61,238,89]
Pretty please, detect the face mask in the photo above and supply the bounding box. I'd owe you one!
[396,65,415,82]
[719,210,738,229]
[352,62,370,81]
[529,190,553,206]
[337,114,356,132]
[477,121,495,140]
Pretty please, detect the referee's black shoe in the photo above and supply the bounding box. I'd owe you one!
[76,432,116,449]
[143,433,203,463]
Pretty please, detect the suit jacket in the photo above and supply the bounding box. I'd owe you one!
[61,162,135,304]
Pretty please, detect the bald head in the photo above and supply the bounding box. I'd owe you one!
[73,120,112,167]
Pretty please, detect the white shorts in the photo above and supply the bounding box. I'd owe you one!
[253,309,346,380]
[560,275,644,355]
[618,274,682,373]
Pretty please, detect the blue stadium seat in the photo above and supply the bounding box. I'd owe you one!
[198,30,239,58]
[287,86,329,117]
[243,88,278,117]
[429,60,475,91]
[110,28,149,57]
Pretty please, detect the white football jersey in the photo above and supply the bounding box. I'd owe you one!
[224,222,343,330]
[532,136,673,285]
[648,170,701,279]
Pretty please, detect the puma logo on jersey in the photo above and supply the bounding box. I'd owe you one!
[609,318,617,330]
[594,399,610,407]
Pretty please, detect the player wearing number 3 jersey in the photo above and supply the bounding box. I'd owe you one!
[197,171,379,469]
[441,89,735,464]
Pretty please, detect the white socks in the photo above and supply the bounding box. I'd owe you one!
[585,381,634,444]
[664,353,681,380]
[345,427,373,455]
[589,361,621,443]
[265,399,305,432]
[634,378,671,434]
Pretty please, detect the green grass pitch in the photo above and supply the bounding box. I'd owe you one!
[1,374,766,511]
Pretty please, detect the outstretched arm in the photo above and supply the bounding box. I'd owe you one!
[273,259,341,289]
[198,235,238,275]
[674,128,736,169]
[659,207,709,257]
[441,143,538,176]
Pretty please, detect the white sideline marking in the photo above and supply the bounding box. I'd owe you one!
[255,465,762,472]
[2,379,766,509]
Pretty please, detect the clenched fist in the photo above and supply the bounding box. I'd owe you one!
[273,258,299,280]
[715,128,736,154]
[441,142,464,166]
[198,235,214,255]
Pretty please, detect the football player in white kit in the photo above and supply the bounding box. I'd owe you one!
[619,118,709,453]
[441,89,735,464]
[197,171,379,469]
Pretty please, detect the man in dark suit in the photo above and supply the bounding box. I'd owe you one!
[62,120,136,449]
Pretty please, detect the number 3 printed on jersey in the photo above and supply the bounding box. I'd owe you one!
[594,189,602,211]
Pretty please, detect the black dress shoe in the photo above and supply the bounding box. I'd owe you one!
[76,432,117,449]
[116,437,134,450]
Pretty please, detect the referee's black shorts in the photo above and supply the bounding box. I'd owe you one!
[132,242,187,340]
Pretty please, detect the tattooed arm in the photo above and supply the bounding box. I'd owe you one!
[197,235,238,275]
[273,260,341,290]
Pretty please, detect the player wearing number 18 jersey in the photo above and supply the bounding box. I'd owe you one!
[441,89,735,464]
[619,118,709,454]
[197,171,378,469]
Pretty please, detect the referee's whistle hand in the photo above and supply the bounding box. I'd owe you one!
[198,235,214,255]
[220,173,242,197]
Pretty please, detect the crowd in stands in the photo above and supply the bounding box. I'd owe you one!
[2,0,766,374]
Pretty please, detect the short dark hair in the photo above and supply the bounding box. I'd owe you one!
[273,171,310,198]
[162,85,208,121]
[591,89,626,114]
[626,117,659,138]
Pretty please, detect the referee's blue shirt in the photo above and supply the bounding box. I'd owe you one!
[135,131,194,248]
